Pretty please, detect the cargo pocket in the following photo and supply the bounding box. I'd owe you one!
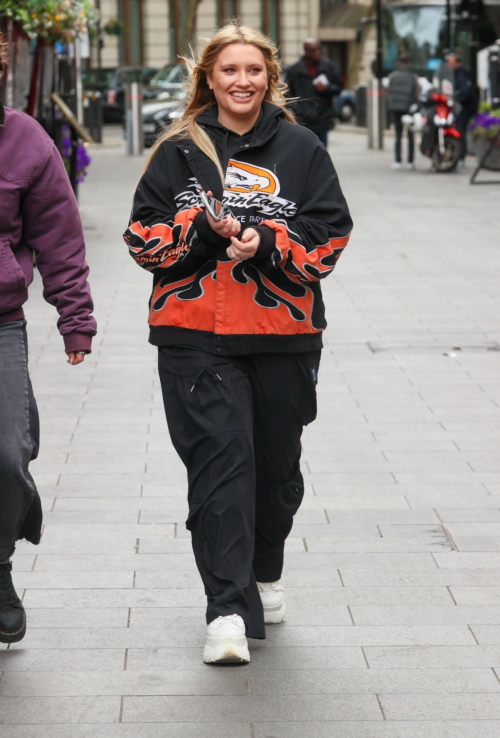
[302,350,321,426]
[259,470,305,525]
[0,241,26,293]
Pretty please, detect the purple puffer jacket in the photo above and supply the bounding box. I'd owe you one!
[0,101,96,352]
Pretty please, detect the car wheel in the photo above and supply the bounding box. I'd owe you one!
[339,103,353,123]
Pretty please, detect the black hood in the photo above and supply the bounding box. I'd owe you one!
[197,101,284,150]
[179,101,285,200]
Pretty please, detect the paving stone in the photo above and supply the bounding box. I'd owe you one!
[121,694,382,722]
[249,667,499,694]
[252,722,500,738]
[379,693,500,721]
[0,696,121,723]
[363,645,500,669]
[0,649,126,672]
[0,669,249,697]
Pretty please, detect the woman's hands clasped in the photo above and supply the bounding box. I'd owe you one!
[204,191,260,262]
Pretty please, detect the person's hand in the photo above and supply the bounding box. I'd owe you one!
[204,191,241,239]
[313,80,328,92]
[227,228,260,262]
[66,351,86,366]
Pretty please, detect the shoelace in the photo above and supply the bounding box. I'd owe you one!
[0,563,20,607]
[212,614,242,629]
[258,581,284,593]
[191,365,222,392]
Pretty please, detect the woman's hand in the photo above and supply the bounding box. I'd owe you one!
[227,228,260,261]
[66,351,85,366]
[204,191,241,239]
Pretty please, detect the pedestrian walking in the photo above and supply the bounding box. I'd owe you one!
[446,50,476,165]
[388,53,420,169]
[284,38,343,147]
[0,34,96,644]
[124,22,352,665]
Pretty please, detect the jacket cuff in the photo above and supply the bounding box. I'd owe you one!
[253,225,276,260]
[194,210,233,247]
[63,332,93,354]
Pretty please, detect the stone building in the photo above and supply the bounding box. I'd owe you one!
[97,0,320,69]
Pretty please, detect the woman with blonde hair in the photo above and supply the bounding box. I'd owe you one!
[124,22,352,664]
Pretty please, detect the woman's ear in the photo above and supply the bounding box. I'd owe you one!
[206,73,213,91]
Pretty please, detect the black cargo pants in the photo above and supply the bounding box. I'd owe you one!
[158,346,320,639]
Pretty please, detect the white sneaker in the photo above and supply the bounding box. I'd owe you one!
[391,162,402,170]
[257,580,286,624]
[203,614,250,664]
[406,163,415,170]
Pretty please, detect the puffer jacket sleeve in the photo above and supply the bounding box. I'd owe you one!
[123,144,208,273]
[260,141,352,284]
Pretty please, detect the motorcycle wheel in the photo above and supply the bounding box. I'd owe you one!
[432,136,461,173]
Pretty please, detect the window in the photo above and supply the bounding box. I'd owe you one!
[169,0,192,58]
[262,0,279,45]
[118,0,144,65]
[217,0,238,26]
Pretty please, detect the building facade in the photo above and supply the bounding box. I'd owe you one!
[96,0,319,69]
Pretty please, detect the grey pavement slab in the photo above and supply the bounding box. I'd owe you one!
[121,694,382,722]
[7,131,498,734]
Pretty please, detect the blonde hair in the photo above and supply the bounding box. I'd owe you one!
[146,22,296,183]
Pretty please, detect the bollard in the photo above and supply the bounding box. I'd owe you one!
[367,79,384,150]
[355,85,367,127]
[125,82,143,156]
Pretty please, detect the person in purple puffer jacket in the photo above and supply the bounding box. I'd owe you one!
[0,34,96,643]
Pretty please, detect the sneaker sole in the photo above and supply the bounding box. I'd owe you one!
[203,636,250,664]
[263,599,286,624]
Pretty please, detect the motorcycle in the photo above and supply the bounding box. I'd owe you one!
[416,91,462,173]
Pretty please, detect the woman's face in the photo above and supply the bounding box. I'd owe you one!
[207,43,268,122]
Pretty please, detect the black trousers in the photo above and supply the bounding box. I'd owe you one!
[394,111,414,164]
[158,346,320,639]
[0,321,42,562]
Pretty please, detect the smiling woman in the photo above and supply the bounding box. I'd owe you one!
[123,21,353,667]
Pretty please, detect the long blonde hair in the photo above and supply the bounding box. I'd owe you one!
[145,22,296,183]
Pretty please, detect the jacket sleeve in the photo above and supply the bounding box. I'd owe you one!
[124,145,208,273]
[260,141,352,284]
[21,144,96,353]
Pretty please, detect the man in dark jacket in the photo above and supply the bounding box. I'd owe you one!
[447,51,476,163]
[0,35,96,644]
[285,39,343,147]
[388,53,419,169]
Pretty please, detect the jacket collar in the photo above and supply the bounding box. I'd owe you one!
[177,102,284,199]
[295,56,329,76]
[0,100,5,127]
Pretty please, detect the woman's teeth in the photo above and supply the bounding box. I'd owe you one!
[231,92,252,98]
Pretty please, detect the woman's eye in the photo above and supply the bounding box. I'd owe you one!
[224,67,235,73]
[250,67,262,73]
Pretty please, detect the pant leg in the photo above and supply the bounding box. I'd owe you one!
[0,321,42,562]
[157,346,265,639]
[245,351,321,583]
[394,112,403,163]
[408,128,414,164]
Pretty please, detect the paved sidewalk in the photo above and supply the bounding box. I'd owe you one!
[1,131,499,737]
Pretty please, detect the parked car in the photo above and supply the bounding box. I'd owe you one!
[104,66,159,123]
[142,99,184,147]
[143,63,189,102]
[334,90,356,123]
[82,67,114,94]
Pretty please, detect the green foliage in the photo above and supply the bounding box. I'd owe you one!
[0,0,99,42]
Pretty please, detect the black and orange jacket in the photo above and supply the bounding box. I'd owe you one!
[124,102,352,355]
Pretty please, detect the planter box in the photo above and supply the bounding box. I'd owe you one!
[473,135,500,171]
